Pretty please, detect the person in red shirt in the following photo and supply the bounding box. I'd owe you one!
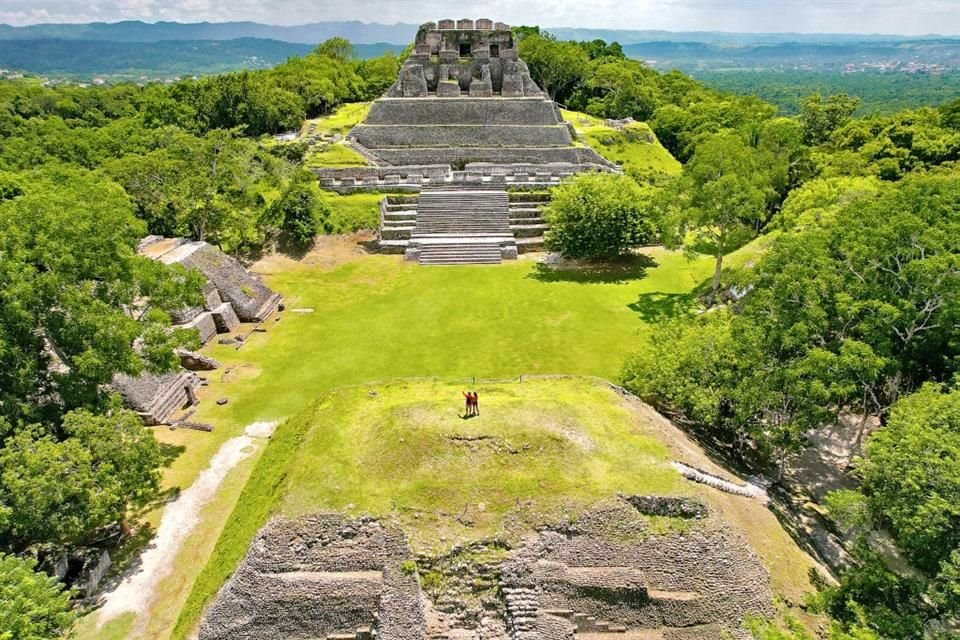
[462,390,474,417]
[471,391,479,416]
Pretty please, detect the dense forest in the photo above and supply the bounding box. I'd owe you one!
[0,24,958,640]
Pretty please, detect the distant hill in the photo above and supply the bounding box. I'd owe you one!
[0,20,419,45]
[1,21,955,47]
[0,38,401,80]
[621,39,960,72]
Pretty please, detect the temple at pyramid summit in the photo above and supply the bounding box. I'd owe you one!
[315,19,620,265]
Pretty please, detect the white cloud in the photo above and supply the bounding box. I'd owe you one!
[0,0,957,34]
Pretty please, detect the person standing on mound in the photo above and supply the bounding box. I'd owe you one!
[472,391,480,416]
[462,390,475,417]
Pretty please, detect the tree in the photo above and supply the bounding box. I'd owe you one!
[661,133,769,306]
[517,34,590,102]
[0,167,202,426]
[0,409,163,549]
[0,554,74,640]
[544,173,657,260]
[261,171,330,246]
[801,92,861,146]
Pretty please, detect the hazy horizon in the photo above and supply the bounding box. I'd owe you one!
[1,1,958,37]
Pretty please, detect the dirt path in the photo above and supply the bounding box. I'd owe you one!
[96,423,277,629]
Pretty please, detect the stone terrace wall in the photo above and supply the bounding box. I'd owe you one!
[200,514,426,640]
[501,501,774,640]
[315,162,612,192]
[362,98,564,126]
[369,146,608,167]
[349,124,573,148]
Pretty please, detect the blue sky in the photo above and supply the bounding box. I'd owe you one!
[2,0,958,35]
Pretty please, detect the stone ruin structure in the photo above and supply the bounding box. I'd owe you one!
[200,514,425,640]
[139,236,282,341]
[310,20,622,266]
[200,499,774,639]
[346,19,613,170]
[112,236,282,425]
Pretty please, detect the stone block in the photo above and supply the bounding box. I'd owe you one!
[439,49,459,64]
[437,80,461,97]
[177,349,222,371]
[456,18,474,29]
[437,19,455,29]
[383,174,401,185]
[476,18,493,30]
[202,282,223,311]
[340,177,356,186]
[319,177,336,187]
[186,312,218,345]
[469,80,493,97]
[501,245,519,260]
[494,21,510,31]
[400,64,428,97]
[211,302,241,333]
[414,44,431,55]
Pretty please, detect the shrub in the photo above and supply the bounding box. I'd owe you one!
[544,172,657,259]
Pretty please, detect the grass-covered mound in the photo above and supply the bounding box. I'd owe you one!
[280,378,685,547]
[175,377,821,638]
[175,377,686,637]
[302,102,372,168]
[561,108,681,181]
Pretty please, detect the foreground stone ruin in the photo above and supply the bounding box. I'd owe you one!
[200,500,773,639]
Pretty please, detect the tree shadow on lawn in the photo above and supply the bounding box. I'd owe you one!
[628,292,699,322]
[527,254,657,284]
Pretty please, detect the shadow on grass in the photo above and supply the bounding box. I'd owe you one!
[527,254,657,284]
[158,441,186,469]
[628,292,698,322]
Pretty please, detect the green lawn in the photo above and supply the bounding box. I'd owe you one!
[320,190,410,232]
[305,143,370,168]
[200,249,713,429]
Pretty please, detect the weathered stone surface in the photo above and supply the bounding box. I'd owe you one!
[501,501,774,640]
[186,311,218,344]
[113,370,200,425]
[199,514,426,640]
[176,348,221,371]
[211,302,241,333]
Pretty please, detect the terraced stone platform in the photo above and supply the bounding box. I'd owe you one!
[350,97,611,168]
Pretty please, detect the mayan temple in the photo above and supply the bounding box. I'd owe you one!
[349,19,611,167]
[317,19,619,265]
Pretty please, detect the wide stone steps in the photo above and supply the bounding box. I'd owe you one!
[419,243,502,266]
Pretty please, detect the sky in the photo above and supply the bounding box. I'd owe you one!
[1,0,959,35]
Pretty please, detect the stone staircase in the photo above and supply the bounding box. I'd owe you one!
[406,188,517,265]
[508,193,550,254]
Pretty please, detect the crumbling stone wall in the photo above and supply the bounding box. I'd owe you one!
[501,501,773,640]
[199,514,426,640]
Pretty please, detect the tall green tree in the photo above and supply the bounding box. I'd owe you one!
[661,133,770,306]
[0,409,163,549]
